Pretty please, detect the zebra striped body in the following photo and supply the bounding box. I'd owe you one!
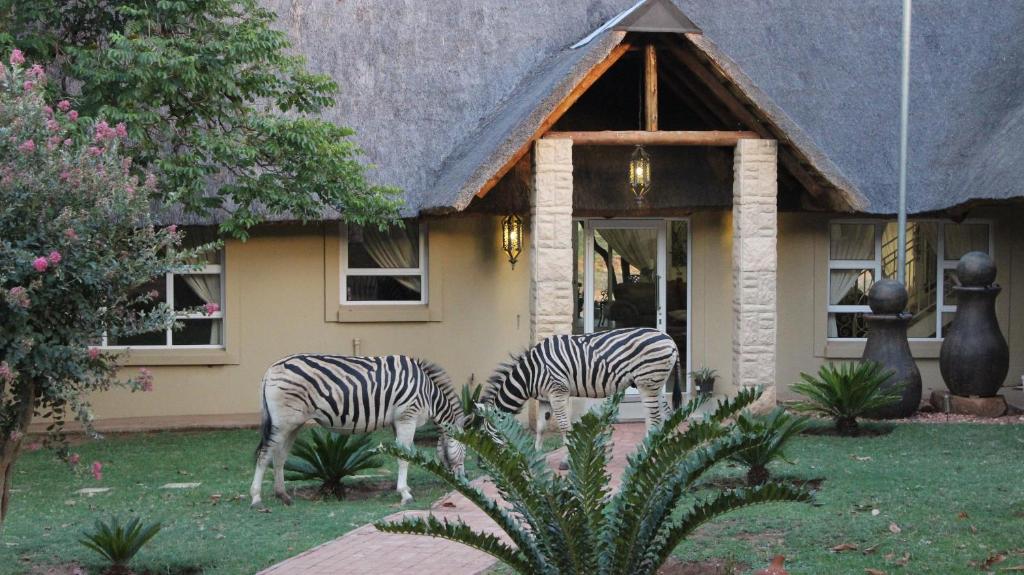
[484,328,678,441]
[250,354,465,507]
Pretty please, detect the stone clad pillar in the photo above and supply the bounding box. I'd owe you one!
[530,138,575,344]
[732,139,778,412]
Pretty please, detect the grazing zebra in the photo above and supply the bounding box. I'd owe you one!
[483,328,678,445]
[250,354,466,507]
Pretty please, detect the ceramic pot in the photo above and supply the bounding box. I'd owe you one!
[862,279,922,418]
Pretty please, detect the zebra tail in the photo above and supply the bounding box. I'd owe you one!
[254,373,273,462]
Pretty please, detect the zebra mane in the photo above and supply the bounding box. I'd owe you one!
[415,359,464,421]
[480,350,527,405]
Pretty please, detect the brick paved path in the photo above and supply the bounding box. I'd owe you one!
[258,422,646,575]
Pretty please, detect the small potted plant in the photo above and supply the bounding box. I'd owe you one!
[690,366,717,396]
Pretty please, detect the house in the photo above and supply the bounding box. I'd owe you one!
[85,0,1024,427]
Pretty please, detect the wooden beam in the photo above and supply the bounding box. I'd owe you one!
[665,40,826,198]
[544,130,759,146]
[644,44,658,131]
[475,42,633,199]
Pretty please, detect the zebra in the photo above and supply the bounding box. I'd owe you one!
[249,354,466,508]
[482,327,679,447]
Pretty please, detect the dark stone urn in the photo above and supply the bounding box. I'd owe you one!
[861,279,922,418]
[940,251,1009,397]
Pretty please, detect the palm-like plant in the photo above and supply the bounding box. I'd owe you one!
[791,361,899,436]
[284,429,381,499]
[729,408,809,486]
[460,378,484,429]
[79,516,161,575]
[375,388,812,575]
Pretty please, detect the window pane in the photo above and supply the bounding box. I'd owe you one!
[906,310,939,338]
[181,226,222,265]
[944,224,989,260]
[828,313,868,338]
[346,276,422,302]
[573,221,584,335]
[941,312,956,337]
[174,274,221,311]
[880,222,937,282]
[172,319,223,345]
[105,278,166,346]
[108,330,167,346]
[830,224,875,260]
[944,269,960,306]
[667,221,688,378]
[348,221,419,269]
[829,269,874,305]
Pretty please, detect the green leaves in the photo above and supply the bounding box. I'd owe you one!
[791,361,900,436]
[79,516,162,567]
[1,0,402,238]
[284,429,381,499]
[729,408,810,485]
[377,389,814,575]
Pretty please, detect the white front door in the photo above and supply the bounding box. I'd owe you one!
[573,219,691,414]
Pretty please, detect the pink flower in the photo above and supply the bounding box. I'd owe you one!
[0,361,13,383]
[167,225,178,234]
[28,64,45,80]
[115,122,128,138]
[63,138,72,147]
[47,251,62,265]
[32,257,48,272]
[9,49,24,66]
[57,100,71,112]
[69,453,81,465]
[88,146,103,156]
[26,442,42,452]
[18,139,35,153]
[64,228,78,240]
[59,171,70,181]
[91,461,103,481]
[144,173,158,190]
[203,302,220,315]
[88,347,100,360]
[43,105,53,117]
[8,430,23,443]
[68,110,78,122]
[6,286,30,308]
[46,119,60,132]
[138,368,154,392]
[22,80,33,91]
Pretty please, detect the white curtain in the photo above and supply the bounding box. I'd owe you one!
[183,274,221,344]
[362,225,419,291]
[600,229,656,275]
[828,224,875,337]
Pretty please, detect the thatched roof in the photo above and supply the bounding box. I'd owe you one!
[266,0,1023,217]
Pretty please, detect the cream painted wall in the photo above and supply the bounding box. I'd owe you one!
[87,215,532,421]
[87,206,1024,422]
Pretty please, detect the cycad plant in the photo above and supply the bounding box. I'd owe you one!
[284,429,381,499]
[729,408,809,486]
[375,388,812,575]
[791,361,899,436]
[79,516,161,575]
[460,379,484,429]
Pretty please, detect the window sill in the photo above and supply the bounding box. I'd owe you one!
[335,304,442,323]
[112,348,240,366]
[824,339,943,359]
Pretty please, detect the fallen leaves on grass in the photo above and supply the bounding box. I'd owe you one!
[864,569,886,575]
[888,522,902,534]
[981,553,1007,569]
[753,555,787,575]
[831,543,858,553]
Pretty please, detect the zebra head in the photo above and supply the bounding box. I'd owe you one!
[437,434,466,477]
[480,351,534,414]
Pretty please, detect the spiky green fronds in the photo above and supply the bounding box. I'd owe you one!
[730,408,810,485]
[375,514,532,574]
[79,516,161,567]
[284,429,381,498]
[791,361,900,435]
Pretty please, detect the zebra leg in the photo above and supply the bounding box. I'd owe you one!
[548,392,572,470]
[272,426,302,506]
[250,446,273,509]
[394,416,417,504]
[637,381,667,434]
[534,400,551,451]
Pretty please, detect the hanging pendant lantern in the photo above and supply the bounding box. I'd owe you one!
[501,214,523,268]
[629,144,652,205]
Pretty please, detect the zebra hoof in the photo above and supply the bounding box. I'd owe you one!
[250,500,266,511]
[400,491,414,505]
[276,492,293,506]
[558,459,569,471]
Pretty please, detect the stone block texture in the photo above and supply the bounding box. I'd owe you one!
[732,139,778,411]
[531,139,574,344]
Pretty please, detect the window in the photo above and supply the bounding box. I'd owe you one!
[104,236,225,348]
[827,220,991,340]
[342,220,427,304]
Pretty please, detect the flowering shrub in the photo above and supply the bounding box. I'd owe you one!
[0,50,204,524]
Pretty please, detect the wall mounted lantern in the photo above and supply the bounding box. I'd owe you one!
[502,214,523,269]
[629,144,652,204]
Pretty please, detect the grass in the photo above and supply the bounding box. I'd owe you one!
[672,422,1024,573]
[0,427,475,574]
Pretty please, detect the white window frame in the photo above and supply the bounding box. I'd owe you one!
[827,219,993,341]
[340,221,428,306]
[102,258,226,349]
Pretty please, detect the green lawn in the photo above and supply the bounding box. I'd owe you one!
[0,427,469,575]
[670,423,1024,573]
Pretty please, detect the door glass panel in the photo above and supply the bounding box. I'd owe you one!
[594,227,658,332]
[666,221,688,398]
[573,221,585,334]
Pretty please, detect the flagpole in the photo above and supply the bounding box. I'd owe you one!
[897,0,912,285]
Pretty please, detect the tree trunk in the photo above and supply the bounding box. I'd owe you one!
[746,465,770,487]
[835,416,859,437]
[0,379,36,528]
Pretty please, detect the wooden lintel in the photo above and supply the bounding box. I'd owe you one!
[543,130,759,146]
[475,42,633,199]
[666,40,825,198]
[644,45,658,131]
